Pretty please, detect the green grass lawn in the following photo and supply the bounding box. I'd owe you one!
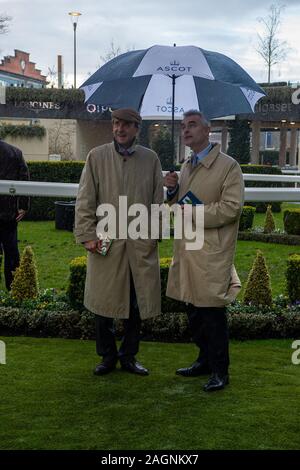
[1,203,298,297]
[0,336,299,450]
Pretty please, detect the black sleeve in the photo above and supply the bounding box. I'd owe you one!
[17,150,30,212]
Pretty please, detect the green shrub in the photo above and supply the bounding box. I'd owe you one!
[228,120,250,164]
[6,87,85,105]
[1,303,300,341]
[239,206,256,231]
[27,161,84,220]
[0,123,46,139]
[264,205,276,233]
[286,254,300,304]
[151,128,175,170]
[259,150,279,166]
[67,256,87,308]
[238,231,300,245]
[11,246,39,302]
[284,209,300,235]
[243,250,273,307]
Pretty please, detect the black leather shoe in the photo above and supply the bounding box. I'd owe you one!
[203,373,229,392]
[176,361,211,377]
[121,360,149,376]
[94,361,116,376]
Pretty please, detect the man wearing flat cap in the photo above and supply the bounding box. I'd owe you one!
[75,108,163,376]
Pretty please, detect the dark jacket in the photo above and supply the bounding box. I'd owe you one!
[0,140,30,221]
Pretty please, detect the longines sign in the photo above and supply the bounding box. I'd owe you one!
[0,100,111,120]
[13,101,62,110]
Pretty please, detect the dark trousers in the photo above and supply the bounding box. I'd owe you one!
[0,221,20,290]
[187,305,229,376]
[95,275,141,365]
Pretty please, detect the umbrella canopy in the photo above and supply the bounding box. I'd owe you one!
[81,44,265,120]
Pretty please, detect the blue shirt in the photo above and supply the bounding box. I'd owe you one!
[167,143,213,199]
[190,143,213,168]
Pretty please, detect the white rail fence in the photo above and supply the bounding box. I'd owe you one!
[0,174,300,201]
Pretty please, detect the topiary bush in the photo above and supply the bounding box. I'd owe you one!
[239,206,256,231]
[10,246,39,302]
[286,254,300,304]
[243,250,273,307]
[67,256,87,308]
[284,209,300,235]
[264,205,276,233]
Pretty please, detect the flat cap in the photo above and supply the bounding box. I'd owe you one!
[111,108,142,125]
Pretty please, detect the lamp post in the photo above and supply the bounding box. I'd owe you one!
[68,11,81,88]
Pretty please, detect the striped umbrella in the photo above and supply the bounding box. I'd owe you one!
[81,44,265,160]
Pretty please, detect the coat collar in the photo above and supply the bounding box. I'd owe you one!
[187,143,220,169]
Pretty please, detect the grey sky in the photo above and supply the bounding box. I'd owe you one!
[0,0,299,86]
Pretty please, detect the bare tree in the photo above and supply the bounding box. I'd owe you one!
[99,39,135,66]
[0,14,12,34]
[47,66,57,88]
[49,120,73,160]
[256,4,289,84]
[100,39,122,63]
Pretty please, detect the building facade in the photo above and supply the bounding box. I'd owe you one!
[0,50,47,88]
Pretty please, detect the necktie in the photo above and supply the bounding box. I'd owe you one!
[191,153,198,168]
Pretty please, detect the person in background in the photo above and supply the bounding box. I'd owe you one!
[0,139,29,290]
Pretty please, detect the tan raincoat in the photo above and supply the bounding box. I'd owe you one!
[75,142,164,319]
[167,143,244,307]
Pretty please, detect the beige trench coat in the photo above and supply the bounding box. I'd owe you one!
[167,144,244,307]
[74,142,164,319]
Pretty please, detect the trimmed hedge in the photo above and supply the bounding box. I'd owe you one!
[286,254,300,303]
[26,161,84,220]
[68,256,87,308]
[0,124,46,139]
[284,209,300,236]
[1,305,300,341]
[238,231,300,245]
[260,150,279,166]
[6,87,85,105]
[239,206,256,231]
